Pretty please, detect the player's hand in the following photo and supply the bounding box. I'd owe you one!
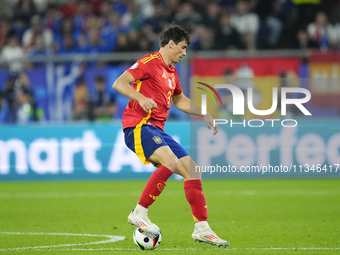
[204,113,219,135]
[138,96,157,113]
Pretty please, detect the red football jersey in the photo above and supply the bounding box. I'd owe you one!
[122,51,183,131]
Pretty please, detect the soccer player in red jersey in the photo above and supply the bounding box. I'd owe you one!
[112,24,229,247]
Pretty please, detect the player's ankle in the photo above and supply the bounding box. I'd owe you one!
[194,221,209,231]
[134,204,148,216]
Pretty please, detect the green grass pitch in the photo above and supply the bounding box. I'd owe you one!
[0,178,339,254]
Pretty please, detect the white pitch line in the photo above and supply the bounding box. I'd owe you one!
[9,247,340,251]
[0,232,125,252]
[0,232,339,252]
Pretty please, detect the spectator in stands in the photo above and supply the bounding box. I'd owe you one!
[54,17,80,47]
[59,0,78,18]
[331,1,340,24]
[114,33,132,52]
[219,0,239,10]
[43,3,63,34]
[332,4,340,49]
[0,18,12,52]
[291,28,319,49]
[307,11,337,50]
[88,75,116,121]
[200,2,221,34]
[85,16,103,38]
[128,30,140,51]
[166,0,180,20]
[2,76,19,123]
[73,0,91,34]
[0,0,13,20]
[121,1,143,32]
[56,32,78,54]
[335,24,340,50]
[0,90,6,122]
[12,0,38,39]
[27,35,51,69]
[292,0,321,28]
[109,32,134,65]
[100,11,122,52]
[255,0,283,49]
[145,4,170,35]
[73,76,88,120]
[112,0,128,17]
[22,15,53,51]
[13,0,37,24]
[85,28,107,53]
[32,0,49,13]
[216,13,243,50]
[98,1,112,28]
[231,0,259,50]
[136,33,153,51]
[135,0,154,19]
[16,72,39,123]
[193,26,217,51]
[0,35,25,74]
[80,28,109,68]
[89,0,104,16]
[143,4,169,49]
[174,2,201,33]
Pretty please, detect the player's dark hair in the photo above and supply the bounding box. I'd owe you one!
[159,23,190,47]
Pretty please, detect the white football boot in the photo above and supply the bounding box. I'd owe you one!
[192,221,230,247]
[127,204,160,235]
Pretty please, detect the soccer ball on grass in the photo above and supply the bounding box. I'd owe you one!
[133,226,162,250]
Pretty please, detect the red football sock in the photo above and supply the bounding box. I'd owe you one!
[184,179,208,222]
[138,165,173,208]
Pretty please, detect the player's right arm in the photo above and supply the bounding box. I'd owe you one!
[112,71,157,113]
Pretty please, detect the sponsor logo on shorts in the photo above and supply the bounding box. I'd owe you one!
[152,136,162,144]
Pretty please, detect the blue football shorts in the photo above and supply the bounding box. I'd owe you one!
[124,124,188,165]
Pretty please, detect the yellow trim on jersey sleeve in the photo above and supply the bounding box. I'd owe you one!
[136,80,142,92]
[133,110,152,165]
[132,80,142,108]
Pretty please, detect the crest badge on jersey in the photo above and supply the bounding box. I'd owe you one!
[168,78,172,89]
[130,62,139,69]
[152,136,162,144]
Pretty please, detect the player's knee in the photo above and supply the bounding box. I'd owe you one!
[163,155,178,171]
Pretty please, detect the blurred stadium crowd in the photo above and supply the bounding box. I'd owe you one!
[0,0,339,124]
[1,0,340,65]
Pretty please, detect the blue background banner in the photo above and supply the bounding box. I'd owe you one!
[1,120,339,181]
[0,122,189,181]
[190,119,340,179]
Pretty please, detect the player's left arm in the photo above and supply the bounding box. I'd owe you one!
[172,92,219,135]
